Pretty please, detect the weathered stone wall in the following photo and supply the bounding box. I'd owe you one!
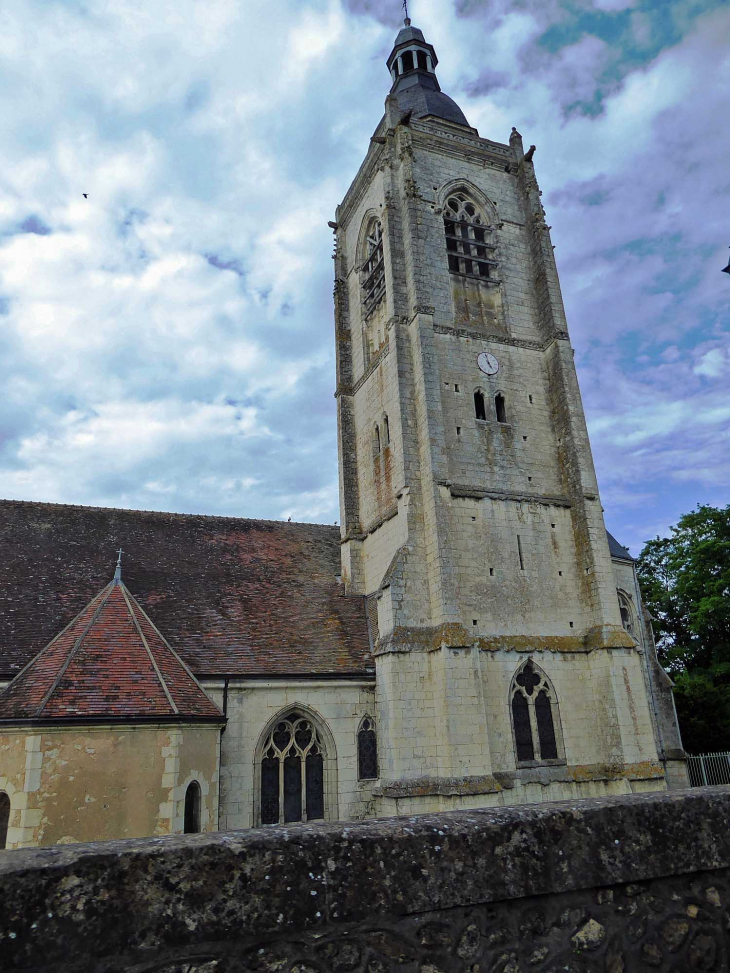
[0,723,220,849]
[1,788,729,973]
[203,680,377,831]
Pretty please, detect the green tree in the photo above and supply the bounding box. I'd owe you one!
[637,504,730,754]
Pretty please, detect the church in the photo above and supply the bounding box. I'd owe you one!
[0,20,687,851]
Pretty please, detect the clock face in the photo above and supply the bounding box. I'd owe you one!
[477,352,499,376]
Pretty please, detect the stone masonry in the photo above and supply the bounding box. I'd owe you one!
[1,787,728,972]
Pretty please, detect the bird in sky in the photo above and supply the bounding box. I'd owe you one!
[82,194,88,198]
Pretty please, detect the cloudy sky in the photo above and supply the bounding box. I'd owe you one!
[0,0,728,554]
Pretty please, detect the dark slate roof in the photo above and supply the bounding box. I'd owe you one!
[0,576,224,723]
[0,500,373,680]
[393,78,470,128]
[606,530,633,561]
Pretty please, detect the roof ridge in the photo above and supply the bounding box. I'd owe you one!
[0,497,337,530]
[35,581,116,717]
[119,583,179,716]
[127,587,223,708]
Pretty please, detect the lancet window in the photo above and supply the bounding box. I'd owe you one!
[357,715,378,780]
[362,219,386,317]
[510,661,562,764]
[184,781,201,834]
[443,193,497,281]
[260,711,325,825]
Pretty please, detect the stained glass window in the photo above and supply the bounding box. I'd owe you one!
[358,716,378,780]
[535,690,558,760]
[512,692,534,762]
[259,712,326,825]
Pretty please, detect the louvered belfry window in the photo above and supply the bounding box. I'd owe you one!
[362,220,386,317]
[260,712,325,825]
[443,193,497,280]
[357,716,378,780]
[511,661,561,764]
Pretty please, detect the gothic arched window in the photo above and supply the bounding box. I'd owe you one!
[372,423,381,456]
[260,711,326,825]
[443,193,497,281]
[474,390,486,421]
[0,792,9,849]
[510,661,563,765]
[184,781,201,834]
[362,219,385,318]
[382,414,390,446]
[357,716,378,780]
[618,591,636,639]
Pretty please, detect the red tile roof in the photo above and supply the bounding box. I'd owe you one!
[0,500,373,681]
[0,574,224,723]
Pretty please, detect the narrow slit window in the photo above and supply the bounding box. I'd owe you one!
[184,781,201,834]
[383,415,390,446]
[0,792,9,849]
[373,424,381,456]
[495,393,507,423]
[474,390,486,421]
[517,534,524,571]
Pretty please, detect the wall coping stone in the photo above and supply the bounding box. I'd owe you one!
[1,787,729,971]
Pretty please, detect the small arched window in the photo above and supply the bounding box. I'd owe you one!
[443,192,497,280]
[260,711,326,825]
[511,661,562,764]
[184,781,201,834]
[495,393,507,424]
[618,591,636,638]
[401,50,414,73]
[0,792,10,849]
[417,50,428,71]
[474,390,486,421]
[382,414,390,446]
[362,219,385,317]
[358,716,378,780]
[372,423,381,456]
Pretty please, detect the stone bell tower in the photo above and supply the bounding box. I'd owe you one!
[333,19,666,813]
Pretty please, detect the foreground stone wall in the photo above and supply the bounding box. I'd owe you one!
[1,788,729,973]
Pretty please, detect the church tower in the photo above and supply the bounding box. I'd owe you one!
[333,20,668,813]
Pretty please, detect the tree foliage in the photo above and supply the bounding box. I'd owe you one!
[637,504,730,754]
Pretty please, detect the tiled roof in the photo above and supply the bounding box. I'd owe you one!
[0,500,373,680]
[0,574,224,723]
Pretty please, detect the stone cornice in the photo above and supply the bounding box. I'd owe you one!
[433,323,571,352]
[445,483,572,507]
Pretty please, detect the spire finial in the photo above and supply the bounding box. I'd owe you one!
[114,547,124,582]
[403,0,410,26]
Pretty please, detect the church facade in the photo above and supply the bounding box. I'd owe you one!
[0,22,686,851]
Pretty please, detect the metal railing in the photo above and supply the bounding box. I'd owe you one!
[687,751,730,787]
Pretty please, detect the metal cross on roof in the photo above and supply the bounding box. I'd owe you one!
[114,547,124,581]
[402,0,410,25]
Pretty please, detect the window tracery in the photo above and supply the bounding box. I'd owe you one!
[357,715,378,780]
[362,219,386,318]
[618,590,637,639]
[443,193,497,281]
[260,711,325,825]
[510,661,562,764]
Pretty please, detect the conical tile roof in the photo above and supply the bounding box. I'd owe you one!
[0,571,224,724]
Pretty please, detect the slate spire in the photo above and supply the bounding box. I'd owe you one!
[385,19,470,127]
